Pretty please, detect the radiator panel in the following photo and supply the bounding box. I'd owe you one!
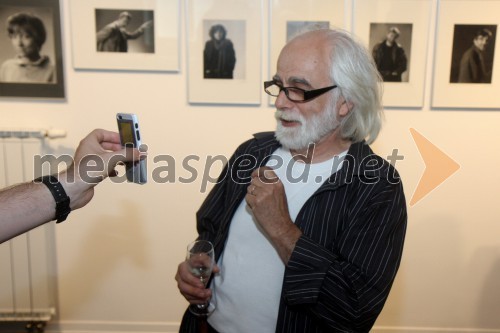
[0,133,57,322]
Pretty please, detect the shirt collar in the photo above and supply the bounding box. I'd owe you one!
[16,55,49,67]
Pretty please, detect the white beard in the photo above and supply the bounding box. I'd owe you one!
[274,106,340,151]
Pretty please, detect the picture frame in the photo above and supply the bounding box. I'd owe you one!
[353,0,432,108]
[432,0,500,109]
[69,0,180,72]
[268,0,346,105]
[0,0,65,99]
[186,0,262,105]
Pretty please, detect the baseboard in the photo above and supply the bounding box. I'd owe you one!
[372,326,500,333]
[42,320,180,333]
[3,321,496,333]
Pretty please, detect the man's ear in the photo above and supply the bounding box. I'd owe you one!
[339,100,353,117]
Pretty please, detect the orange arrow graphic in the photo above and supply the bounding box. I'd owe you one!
[409,128,460,207]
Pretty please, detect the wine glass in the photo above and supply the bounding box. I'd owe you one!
[186,240,215,317]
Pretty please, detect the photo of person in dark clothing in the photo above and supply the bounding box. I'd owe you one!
[203,24,236,79]
[458,28,494,83]
[372,26,409,82]
[95,10,154,53]
[450,24,496,84]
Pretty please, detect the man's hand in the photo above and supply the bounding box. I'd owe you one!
[140,20,153,31]
[245,167,302,263]
[60,129,144,210]
[175,261,220,305]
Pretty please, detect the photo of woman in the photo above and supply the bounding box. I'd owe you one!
[0,12,55,83]
[0,0,64,98]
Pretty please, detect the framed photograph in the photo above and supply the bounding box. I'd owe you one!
[353,0,432,108]
[0,0,64,99]
[186,0,262,105]
[268,0,345,105]
[69,0,180,72]
[432,0,500,108]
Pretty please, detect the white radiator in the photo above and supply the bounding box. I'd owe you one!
[0,129,66,326]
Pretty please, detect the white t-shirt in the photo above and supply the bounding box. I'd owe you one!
[208,147,346,333]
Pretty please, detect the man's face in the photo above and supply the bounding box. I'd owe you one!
[274,101,339,151]
[118,16,131,27]
[386,31,397,43]
[474,35,489,51]
[9,27,39,59]
[273,34,340,150]
[213,29,223,41]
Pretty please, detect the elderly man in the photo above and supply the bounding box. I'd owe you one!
[176,28,407,333]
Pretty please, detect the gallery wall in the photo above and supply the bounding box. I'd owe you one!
[1,0,500,332]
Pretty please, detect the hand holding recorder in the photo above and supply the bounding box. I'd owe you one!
[0,128,143,243]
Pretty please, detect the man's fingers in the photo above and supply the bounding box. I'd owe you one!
[251,167,280,184]
[91,129,121,145]
[101,142,123,152]
[176,263,211,303]
[107,147,143,164]
[88,148,143,179]
[178,279,210,302]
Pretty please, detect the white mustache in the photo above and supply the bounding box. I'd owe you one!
[274,110,303,124]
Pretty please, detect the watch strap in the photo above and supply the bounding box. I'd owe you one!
[35,175,71,223]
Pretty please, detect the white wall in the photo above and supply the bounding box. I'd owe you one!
[1,0,500,332]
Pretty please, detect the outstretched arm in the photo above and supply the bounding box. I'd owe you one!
[0,129,143,243]
[123,20,153,40]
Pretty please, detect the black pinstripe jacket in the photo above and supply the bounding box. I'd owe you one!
[180,132,407,333]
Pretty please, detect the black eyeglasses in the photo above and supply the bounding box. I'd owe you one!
[263,80,337,102]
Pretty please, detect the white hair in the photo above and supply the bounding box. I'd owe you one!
[326,29,384,144]
[291,28,384,144]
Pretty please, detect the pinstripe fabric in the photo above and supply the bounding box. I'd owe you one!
[179,132,407,333]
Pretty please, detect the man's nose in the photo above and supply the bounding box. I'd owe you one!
[274,89,292,110]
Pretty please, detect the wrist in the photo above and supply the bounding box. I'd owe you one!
[273,222,302,264]
[58,169,92,210]
[34,175,71,223]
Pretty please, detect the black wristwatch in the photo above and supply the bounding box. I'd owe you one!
[35,175,71,223]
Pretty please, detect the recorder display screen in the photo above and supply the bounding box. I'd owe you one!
[118,120,136,147]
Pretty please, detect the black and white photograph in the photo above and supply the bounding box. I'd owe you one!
[95,9,154,54]
[369,23,412,83]
[449,24,496,84]
[70,0,180,72]
[202,20,245,80]
[268,0,344,105]
[286,21,329,42]
[268,0,344,71]
[354,0,431,108]
[432,0,500,108]
[187,0,261,104]
[0,0,64,98]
